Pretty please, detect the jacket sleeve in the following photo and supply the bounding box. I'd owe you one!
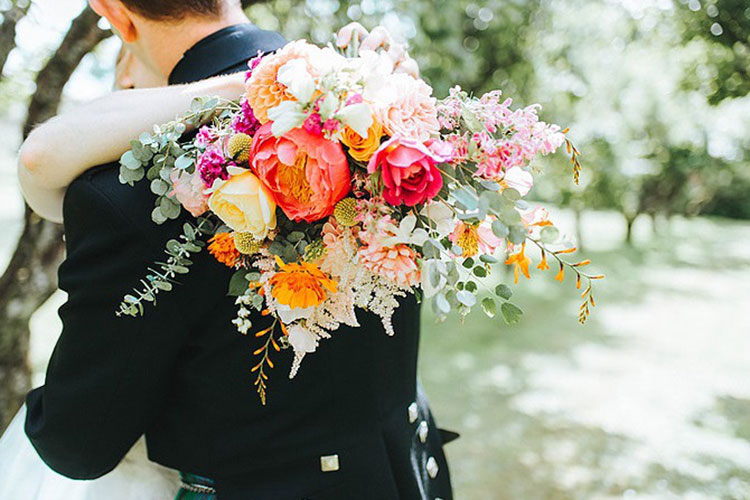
[24,175,195,479]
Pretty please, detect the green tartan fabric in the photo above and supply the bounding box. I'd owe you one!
[174,472,216,500]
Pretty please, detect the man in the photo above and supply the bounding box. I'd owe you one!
[24,1,454,498]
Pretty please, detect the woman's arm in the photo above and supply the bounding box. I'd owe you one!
[18,72,246,222]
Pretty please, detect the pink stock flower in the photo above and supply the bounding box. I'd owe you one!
[231,98,262,136]
[195,126,217,148]
[367,137,451,207]
[197,146,231,188]
[250,122,351,223]
[170,169,209,217]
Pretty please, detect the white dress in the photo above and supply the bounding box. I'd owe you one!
[0,405,179,499]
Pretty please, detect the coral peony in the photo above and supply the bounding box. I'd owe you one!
[367,137,450,207]
[250,122,351,223]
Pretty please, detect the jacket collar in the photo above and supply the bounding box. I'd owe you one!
[168,23,285,85]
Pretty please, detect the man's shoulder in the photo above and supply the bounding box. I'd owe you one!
[64,161,177,241]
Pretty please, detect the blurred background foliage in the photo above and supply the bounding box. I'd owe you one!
[0,0,749,498]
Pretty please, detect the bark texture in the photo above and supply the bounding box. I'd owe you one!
[0,6,110,432]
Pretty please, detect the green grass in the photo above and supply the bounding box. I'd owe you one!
[419,213,750,499]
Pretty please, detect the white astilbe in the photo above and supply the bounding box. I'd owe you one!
[352,268,408,336]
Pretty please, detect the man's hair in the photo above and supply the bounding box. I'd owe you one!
[121,0,266,20]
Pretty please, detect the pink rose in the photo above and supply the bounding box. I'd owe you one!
[367,137,451,207]
[170,170,209,217]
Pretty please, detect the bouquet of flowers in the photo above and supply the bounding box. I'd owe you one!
[117,35,602,404]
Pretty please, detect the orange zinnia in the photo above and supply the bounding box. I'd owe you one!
[208,232,240,268]
[269,256,337,310]
[504,243,532,284]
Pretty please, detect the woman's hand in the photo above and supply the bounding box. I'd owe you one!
[335,23,419,78]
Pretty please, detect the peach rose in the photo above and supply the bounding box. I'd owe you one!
[208,170,277,240]
[250,123,351,223]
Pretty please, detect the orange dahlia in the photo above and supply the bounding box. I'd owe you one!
[269,256,337,310]
[244,40,320,124]
[208,232,240,268]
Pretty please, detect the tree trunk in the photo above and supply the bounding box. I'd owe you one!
[0,6,110,432]
[624,214,637,246]
[0,1,31,74]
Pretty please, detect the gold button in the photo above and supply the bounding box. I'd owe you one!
[320,454,340,472]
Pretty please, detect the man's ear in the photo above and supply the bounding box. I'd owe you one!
[88,0,138,43]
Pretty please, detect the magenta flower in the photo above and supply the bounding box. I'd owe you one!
[368,137,452,207]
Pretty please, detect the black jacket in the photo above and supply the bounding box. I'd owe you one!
[25,23,453,500]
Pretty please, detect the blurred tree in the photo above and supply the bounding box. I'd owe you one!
[0,5,110,432]
[676,0,750,105]
[0,0,31,73]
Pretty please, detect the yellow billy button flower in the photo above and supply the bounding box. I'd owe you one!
[269,256,338,310]
[233,232,262,255]
[333,198,358,227]
[228,133,253,163]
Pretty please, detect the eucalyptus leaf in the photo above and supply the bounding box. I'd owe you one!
[491,220,509,239]
[480,254,499,264]
[501,302,523,325]
[151,207,168,225]
[495,284,513,300]
[508,225,527,245]
[175,154,194,170]
[228,270,251,296]
[120,150,142,170]
[473,266,487,278]
[151,179,170,196]
[456,290,477,307]
[541,226,560,245]
[481,297,497,318]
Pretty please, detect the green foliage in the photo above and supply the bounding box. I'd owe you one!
[676,0,750,105]
[116,219,213,317]
[118,96,235,224]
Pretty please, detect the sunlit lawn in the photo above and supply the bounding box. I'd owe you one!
[4,197,749,500]
[420,212,750,500]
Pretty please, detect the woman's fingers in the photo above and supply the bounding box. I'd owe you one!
[360,26,394,52]
[394,56,420,79]
[336,22,369,49]
[336,24,419,78]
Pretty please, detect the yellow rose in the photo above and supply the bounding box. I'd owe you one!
[208,171,277,240]
[341,119,384,163]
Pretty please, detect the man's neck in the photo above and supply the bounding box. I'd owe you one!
[139,10,251,80]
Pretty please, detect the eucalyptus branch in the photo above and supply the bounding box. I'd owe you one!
[116,217,213,317]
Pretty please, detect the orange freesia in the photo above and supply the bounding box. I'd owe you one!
[537,251,549,271]
[554,263,565,282]
[269,256,338,309]
[208,232,240,268]
[505,243,532,284]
